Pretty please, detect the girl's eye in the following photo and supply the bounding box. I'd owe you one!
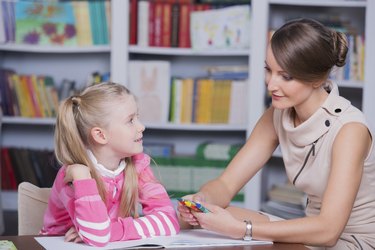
[127,117,135,124]
[264,66,270,72]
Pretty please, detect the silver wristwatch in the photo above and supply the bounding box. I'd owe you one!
[243,220,253,241]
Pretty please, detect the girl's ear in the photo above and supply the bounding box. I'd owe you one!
[91,127,108,144]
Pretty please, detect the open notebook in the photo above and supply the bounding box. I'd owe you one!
[35,229,272,249]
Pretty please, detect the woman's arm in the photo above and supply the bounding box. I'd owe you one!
[195,122,371,247]
[199,107,279,207]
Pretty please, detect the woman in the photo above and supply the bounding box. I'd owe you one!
[178,18,375,249]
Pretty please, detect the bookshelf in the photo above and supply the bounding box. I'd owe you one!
[110,0,256,207]
[0,0,112,210]
[1,0,375,217]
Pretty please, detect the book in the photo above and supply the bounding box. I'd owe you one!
[153,1,163,47]
[144,143,174,158]
[0,1,6,43]
[128,60,171,123]
[137,0,149,47]
[229,79,247,125]
[35,229,273,249]
[1,148,18,190]
[196,142,241,161]
[178,3,191,48]
[0,240,17,250]
[190,5,251,50]
[170,3,180,47]
[129,0,138,44]
[1,0,16,43]
[161,2,172,47]
[72,1,92,46]
[15,1,77,45]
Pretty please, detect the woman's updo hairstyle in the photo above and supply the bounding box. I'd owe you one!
[270,18,348,83]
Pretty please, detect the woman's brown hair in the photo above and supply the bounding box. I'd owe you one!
[271,18,348,83]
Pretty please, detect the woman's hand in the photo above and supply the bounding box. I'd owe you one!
[64,227,83,243]
[64,164,92,184]
[177,193,205,227]
[193,202,244,239]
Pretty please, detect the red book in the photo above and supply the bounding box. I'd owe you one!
[178,3,191,48]
[1,148,18,190]
[170,3,180,47]
[153,1,163,47]
[129,0,138,44]
[161,2,172,47]
[148,1,155,46]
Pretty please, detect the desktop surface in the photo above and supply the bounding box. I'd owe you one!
[0,235,310,250]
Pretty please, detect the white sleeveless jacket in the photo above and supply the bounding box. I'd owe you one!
[273,82,375,250]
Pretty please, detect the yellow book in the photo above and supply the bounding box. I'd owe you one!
[196,79,213,124]
[210,80,219,123]
[31,75,46,117]
[37,76,53,117]
[72,1,93,46]
[25,75,42,117]
[13,75,34,117]
[221,80,232,123]
[180,78,194,123]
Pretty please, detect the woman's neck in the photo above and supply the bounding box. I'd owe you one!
[293,86,329,127]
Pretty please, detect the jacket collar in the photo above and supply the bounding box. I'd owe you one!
[282,82,351,146]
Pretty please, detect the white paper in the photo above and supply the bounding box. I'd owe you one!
[35,229,272,249]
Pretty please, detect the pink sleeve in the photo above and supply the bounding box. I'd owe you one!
[72,179,111,247]
[41,167,112,247]
[109,155,180,241]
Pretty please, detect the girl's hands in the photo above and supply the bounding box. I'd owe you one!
[193,202,244,239]
[64,227,83,243]
[177,193,205,227]
[64,164,92,184]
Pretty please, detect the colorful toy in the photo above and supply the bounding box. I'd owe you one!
[177,198,210,213]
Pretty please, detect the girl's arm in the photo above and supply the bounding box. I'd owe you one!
[195,122,371,247]
[110,164,180,241]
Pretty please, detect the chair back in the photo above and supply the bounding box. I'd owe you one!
[18,182,51,235]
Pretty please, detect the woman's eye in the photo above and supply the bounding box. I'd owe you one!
[264,66,270,72]
[282,74,293,81]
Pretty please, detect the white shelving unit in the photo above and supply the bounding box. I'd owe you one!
[1,0,374,214]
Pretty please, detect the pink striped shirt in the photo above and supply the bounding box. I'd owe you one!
[40,153,180,247]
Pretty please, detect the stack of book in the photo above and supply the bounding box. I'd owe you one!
[131,0,250,49]
[1,147,59,190]
[169,76,247,125]
[0,69,59,118]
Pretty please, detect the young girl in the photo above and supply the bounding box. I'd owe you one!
[41,82,180,247]
[178,18,375,249]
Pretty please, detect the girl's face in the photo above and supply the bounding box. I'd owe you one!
[264,46,316,111]
[105,95,145,158]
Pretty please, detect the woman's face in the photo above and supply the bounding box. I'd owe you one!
[264,46,316,111]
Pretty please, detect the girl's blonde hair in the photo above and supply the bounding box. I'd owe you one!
[54,82,139,218]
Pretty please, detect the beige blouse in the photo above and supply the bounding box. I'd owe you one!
[273,82,375,250]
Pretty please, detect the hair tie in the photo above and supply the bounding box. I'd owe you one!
[71,96,81,107]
